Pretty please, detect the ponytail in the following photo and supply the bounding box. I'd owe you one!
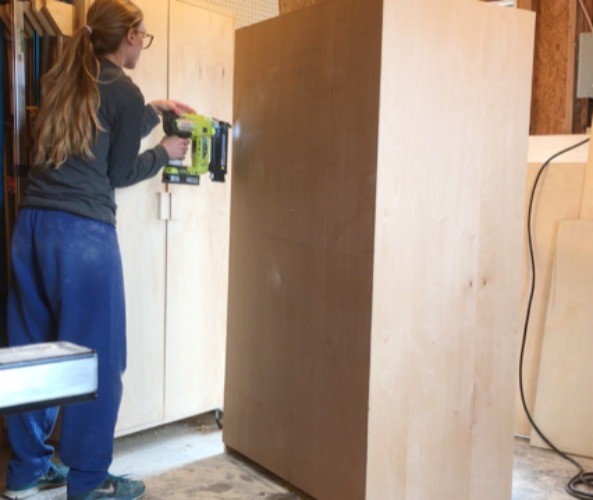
[33,0,143,169]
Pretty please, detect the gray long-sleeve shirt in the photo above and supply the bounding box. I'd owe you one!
[22,58,169,226]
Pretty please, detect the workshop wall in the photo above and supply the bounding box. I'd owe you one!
[201,0,278,27]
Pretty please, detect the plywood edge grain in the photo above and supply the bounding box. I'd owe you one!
[579,125,593,218]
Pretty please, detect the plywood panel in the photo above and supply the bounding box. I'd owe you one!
[529,129,593,455]
[29,0,56,36]
[367,2,535,499]
[23,4,45,36]
[164,0,234,420]
[580,127,593,218]
[115,0,169,434]
[514,136,588,437]
[531,220,593,457]
[224,1,382,498]
[41,0,74,36]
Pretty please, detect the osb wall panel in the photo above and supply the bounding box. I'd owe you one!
[519,0,593,134]
[530,0,576,134]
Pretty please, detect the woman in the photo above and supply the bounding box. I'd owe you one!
[3,1,192,499]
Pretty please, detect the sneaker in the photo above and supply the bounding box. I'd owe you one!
[67,474,145,500]
[3,462,68,499]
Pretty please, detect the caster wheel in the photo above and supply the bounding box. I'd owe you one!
[215,409,223,429]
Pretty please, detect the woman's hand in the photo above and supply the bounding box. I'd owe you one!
[160,136,190,160]
[149,99,196,116]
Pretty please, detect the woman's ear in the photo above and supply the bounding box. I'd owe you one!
[125,28,136,46]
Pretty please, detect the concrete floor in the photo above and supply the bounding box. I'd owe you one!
[1,414,593,499]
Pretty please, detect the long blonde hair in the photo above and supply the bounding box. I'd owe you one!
[33,0,143,169]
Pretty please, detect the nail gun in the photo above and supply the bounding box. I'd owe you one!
[161,111,231,185]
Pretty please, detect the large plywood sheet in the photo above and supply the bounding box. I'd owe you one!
[367,2,535,499]
[224,1,382,499]
[531,220,593,457]
[514,136,588,438]
[164,0,234,421]
[115,0,169,434]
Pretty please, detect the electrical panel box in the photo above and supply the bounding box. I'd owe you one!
[578,32,593,98]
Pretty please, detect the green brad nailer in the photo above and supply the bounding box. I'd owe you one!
[161,111,232,185]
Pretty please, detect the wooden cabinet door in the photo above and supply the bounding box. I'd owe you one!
[115,0,169,434]
[164,0,234,420]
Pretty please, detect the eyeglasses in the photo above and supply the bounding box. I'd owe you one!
[134,29,154,50]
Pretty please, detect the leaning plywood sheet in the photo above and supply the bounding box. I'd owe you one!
[41,0,74,36]
[30,0,57,36]
[224,1,382,499]
[514,136,588,438]
[530,126,593,455]
[367,1,535,499]
[23,3,45,36]
[531,220,593,457]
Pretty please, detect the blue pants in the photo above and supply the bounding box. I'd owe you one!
[5,208,126,496]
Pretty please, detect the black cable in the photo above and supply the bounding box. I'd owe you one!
[520,137,593,499]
